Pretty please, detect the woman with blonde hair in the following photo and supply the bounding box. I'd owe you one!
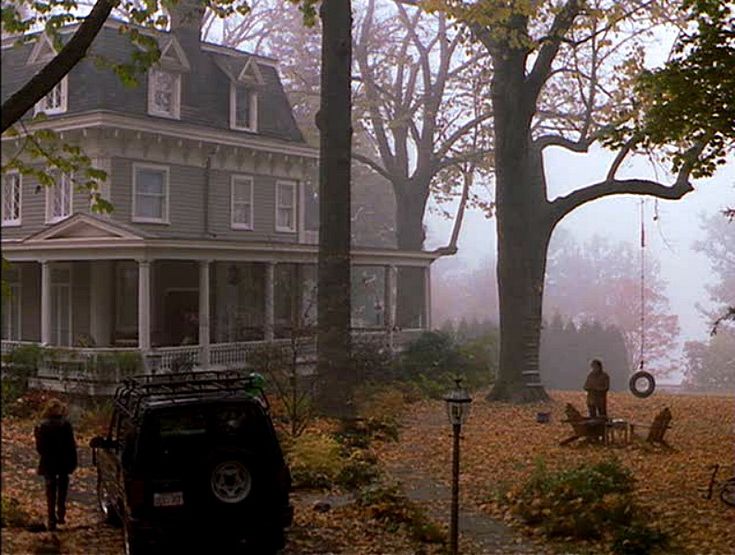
[34,398,78,531]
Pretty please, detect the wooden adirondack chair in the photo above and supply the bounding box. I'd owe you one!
[560,403,606,446]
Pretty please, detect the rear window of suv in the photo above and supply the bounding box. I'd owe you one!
[139,401,276,475]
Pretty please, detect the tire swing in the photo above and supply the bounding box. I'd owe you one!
[630,200,656,399]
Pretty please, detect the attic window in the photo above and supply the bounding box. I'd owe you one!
[230,84,257,132]
[34,78,68,116]
[148,69,181,119]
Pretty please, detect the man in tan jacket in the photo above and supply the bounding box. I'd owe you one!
[584,359,610,418]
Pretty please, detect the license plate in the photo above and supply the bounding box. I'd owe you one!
[153,491,184,507]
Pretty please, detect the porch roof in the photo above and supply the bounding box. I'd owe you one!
[2,216,438,267]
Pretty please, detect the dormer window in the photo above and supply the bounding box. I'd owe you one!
[34,78,68,116]
[230,85,257,131]
[148,69,181,119]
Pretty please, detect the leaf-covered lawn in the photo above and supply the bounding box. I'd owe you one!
[377,390,735,555]
[0,416,423,554]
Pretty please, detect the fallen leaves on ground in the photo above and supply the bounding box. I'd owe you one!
[376,390,735,555]
[0,416,423,554]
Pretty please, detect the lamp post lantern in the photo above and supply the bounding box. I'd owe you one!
[444,377,472,555]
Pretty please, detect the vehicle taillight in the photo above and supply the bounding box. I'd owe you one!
[127,479,145,510]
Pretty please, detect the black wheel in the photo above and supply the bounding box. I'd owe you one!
[96,469,121,527]
[629,371,656,398]
[721,478,735,507]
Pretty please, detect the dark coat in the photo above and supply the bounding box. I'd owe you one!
[584,369,610,407]
[34,416,78,476]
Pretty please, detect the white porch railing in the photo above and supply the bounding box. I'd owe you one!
[145,345,201,374]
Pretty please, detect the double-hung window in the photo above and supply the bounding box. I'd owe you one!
[2,172,21,226]
[45,172,72,223]
[148,69,181,119]
[133,165,169,223]
[230,85,258,131]
[275,180,297,233]
[231,176,254,230]
[34,78,68,116]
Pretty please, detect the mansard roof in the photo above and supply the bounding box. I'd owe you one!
[1,20,304,144]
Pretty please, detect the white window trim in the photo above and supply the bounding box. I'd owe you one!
[34,77,68,116]
[2,171,22,227]
[132,163,170,224]
[147,69,181,120]
[45,172,73,224]
[275,180,297,233]
[230,175,254,230]
[229,83,258,132]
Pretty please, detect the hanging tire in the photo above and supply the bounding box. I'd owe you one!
[629,371,655,398]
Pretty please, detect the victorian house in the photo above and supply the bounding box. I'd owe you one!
[1,4,435,381]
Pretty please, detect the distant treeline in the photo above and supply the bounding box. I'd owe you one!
[439,315,630,392]
[540,315,630,392]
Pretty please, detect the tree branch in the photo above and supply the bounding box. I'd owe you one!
[2,0,117,133]
[351,152,392,181]
[526,0,581,105]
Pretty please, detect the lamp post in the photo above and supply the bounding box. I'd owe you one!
[444,378,472,555]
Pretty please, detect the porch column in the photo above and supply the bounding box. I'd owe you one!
[424,265,432,330]
[138,260,151,351]
[89,261,112,346]
[384,265,397,349]
[265,262,275,341]
[41,261,52,345]
[199,260,211,369]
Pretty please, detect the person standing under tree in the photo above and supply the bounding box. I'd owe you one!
[34,398,78,531]
[584,359,610,418]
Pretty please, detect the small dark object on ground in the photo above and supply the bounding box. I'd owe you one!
[536,412,550,423]
[313,501,331,513]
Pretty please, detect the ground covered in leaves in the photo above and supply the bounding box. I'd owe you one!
[0,415,425,554]
[378,390,735,554]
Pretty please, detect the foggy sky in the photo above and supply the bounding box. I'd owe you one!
[426,147,735,344]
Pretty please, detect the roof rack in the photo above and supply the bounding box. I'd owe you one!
[113,370,268,420]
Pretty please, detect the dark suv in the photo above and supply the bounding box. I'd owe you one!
[90,371,292,554]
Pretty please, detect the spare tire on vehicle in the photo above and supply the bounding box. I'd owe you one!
[629,371,656,398]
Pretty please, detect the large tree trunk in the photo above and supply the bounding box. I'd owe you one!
[486,48,551,402]
[316,0,353,417]
[395,187,429,329]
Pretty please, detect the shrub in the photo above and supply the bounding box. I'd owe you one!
[612,522,667,555]
[513,458,635,539]
[1,496,31,528]
[78,398,114,435]
[357,482,446,544]
[287,433,344,489]
[336,450,381,490]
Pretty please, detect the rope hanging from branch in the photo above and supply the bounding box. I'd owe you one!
[630,199,656,398]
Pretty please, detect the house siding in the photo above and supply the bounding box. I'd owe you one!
[0,170,96,240]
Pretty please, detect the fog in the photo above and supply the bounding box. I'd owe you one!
[427,146,734,351]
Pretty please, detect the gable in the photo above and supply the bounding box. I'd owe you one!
[159,37,190,71]
[238,58,263,85]
[23,213,146,242]
[27,34,56,65]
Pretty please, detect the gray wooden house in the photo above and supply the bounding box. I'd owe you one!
[1,4,435,382]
